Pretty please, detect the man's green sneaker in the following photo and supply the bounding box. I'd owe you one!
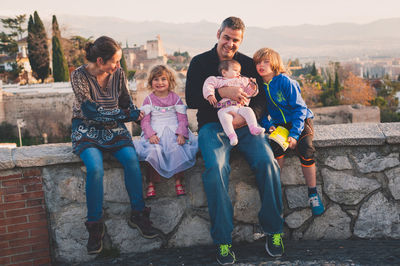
[216,244,236,265]
[265,233,284,257]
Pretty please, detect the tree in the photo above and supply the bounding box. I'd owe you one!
[8,62,23,80]
[120,53,128,74]
[27,11,50,82]
[327,73,332,88]
[0,32,18,57]
[51,15,61,39]
[127,70,136,80]
[51,15,69,82]
[301,80,322,107]
[0,14,26,57]
[1,15,26,39]
[311,62,317,76]
[334,70,340,93]
[69,35,92,67]
[340,72,376,105]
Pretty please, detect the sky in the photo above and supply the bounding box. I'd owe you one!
[1,0,399,28]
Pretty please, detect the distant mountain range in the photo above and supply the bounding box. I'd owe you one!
[2,14,400,61]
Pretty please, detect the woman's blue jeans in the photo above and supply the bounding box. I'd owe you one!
[198,122,284,244]
[80,146,145,222]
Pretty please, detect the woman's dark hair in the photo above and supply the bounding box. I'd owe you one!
[84,36,121,63]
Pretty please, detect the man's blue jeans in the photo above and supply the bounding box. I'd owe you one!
[198,122,284,244]
[80,146,145,222]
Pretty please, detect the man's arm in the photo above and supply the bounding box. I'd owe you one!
[185,57,211,109]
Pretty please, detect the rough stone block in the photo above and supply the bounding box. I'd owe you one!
[303,204,351,240]
[232,224,254,243]
[52,205,94,263]
[59,176,86,203]
[185,158,207,208]
[385,167,400,200]
[103,202,130,217]
[42,166,85,213]
[324,155,352,170]
[280,156,305,185]
[354,192,400,238]
[105,218,162,253]
[103,168,130,203]
[234,181,261,223]
[168,215,212,247]
[322,168,381,205]
[355,152,399,173]
[285,209,312,229]
[147,197,186,234]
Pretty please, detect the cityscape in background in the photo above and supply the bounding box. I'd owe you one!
[1,12,400,147]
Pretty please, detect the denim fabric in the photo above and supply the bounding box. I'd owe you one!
[198,122,284,244]
[80,146,145,222]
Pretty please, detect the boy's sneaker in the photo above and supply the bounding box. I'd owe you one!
[309,193,325,216]
[265,233,284,257]
[216,244,236,265]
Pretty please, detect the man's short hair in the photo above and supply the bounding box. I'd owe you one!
[219,17,245,33]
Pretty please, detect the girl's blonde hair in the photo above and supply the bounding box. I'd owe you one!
[146,65,177,91]
[253,48,290,75]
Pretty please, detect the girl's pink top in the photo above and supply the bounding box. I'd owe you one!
[140,91,189,139]
[202,76,258,106]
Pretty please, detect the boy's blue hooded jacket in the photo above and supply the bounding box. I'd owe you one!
[260,74,313,140]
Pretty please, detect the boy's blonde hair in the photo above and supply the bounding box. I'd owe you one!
[253,48,290,75]
[146,65,177,91]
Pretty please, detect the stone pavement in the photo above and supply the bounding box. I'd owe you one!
[67,239,400,265]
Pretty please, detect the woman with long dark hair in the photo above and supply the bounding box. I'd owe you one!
[70,36,158,254]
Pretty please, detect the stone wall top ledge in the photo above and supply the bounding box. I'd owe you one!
[12,143,80,168]
[0,147,15,170]
[314,123,385,147]
[1,123,399,170]
[378,122,400,144]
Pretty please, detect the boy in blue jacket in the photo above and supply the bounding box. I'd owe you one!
[253,47,324,216]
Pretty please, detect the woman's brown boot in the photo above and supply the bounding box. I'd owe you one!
[85,221,105,254]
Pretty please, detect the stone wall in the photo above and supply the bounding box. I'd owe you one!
[0,123,399,264]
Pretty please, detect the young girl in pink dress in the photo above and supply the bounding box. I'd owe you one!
[134,65,198,197]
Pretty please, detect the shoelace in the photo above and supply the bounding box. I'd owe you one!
[272,234,282,247]
[309,195,320,207]
[220,244,232,256]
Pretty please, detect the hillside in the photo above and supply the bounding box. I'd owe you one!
[2,14,400,60]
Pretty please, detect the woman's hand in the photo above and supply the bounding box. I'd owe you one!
[288,136,297,149]
[149,134,159,144]
[177,134,185,145]
[136,111,144,121]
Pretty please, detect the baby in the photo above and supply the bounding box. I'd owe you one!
[203,59,265,145]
